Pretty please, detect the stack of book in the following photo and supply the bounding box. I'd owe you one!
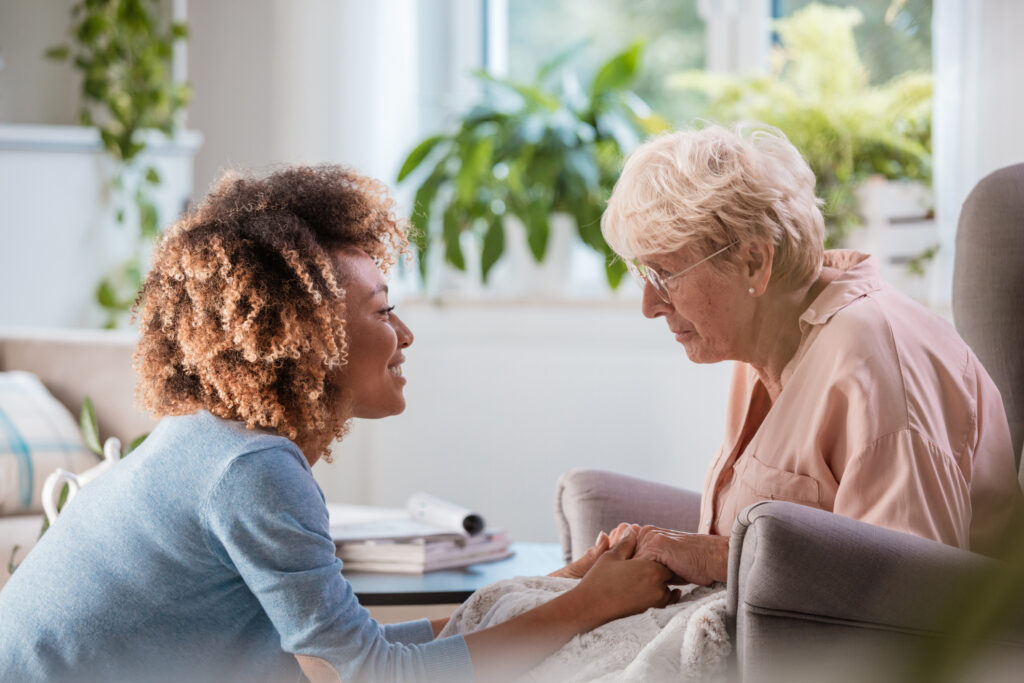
[328,493,513,574]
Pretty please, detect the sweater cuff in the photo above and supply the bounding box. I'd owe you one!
[424,634,475,682]
[382,618,435,644]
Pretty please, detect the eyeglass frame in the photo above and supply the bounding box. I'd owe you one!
[626,240,740,303]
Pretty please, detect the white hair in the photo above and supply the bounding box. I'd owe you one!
[601,123,825,287]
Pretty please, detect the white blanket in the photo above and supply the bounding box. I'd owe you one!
[439,576,730,682]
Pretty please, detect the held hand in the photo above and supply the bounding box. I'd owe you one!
[548,531,611,579]
[631,525,729,586]
[570,531,679,625]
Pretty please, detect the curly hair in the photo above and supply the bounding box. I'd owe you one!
[134,165,409,461]
[602,123,825,288]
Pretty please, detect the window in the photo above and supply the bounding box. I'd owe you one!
[506,0,707,125]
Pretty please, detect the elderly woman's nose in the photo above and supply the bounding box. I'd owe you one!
[641,282,669,318]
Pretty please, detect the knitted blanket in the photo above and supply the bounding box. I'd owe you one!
[439,576,729,682]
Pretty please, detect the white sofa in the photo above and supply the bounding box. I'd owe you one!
[0,327,151,589]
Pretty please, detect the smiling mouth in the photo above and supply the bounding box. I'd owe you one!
[387,365,403,377]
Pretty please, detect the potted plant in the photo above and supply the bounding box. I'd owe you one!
[398,41,669,291]
[668,3,932,249]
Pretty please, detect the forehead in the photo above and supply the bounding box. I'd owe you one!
[333,249,385,297]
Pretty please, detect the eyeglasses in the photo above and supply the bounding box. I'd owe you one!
[626,241,739,303]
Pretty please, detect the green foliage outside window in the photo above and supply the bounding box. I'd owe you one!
[668,3,933,248]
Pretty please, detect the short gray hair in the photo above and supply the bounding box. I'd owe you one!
[602,123,825,287]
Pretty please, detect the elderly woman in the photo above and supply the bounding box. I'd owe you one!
[567,124,1020,585]
[0,165,675,682]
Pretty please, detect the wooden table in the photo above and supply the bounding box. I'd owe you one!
[345,542,564,606]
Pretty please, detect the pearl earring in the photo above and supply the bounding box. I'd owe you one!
[748,287,755,295]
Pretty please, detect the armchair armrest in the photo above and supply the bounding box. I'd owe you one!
[728,501,1024,680]
[554,468,701,562]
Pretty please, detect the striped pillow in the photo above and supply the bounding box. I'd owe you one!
[0,372,98,515]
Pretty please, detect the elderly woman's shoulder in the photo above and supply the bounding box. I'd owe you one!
[817,283,969,371]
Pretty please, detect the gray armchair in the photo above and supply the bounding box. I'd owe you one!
[554,164,1024,681]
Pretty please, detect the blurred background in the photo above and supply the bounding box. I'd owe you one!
[1,0,1022,542]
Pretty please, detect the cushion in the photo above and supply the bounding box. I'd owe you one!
[0,371,98,515]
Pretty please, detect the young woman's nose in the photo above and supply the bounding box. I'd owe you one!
[393,313,414,348]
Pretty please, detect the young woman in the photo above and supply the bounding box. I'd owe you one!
[0,165,675,683]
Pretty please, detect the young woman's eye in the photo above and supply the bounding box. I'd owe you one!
[379,305,396,317]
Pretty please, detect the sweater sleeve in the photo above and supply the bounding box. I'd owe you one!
[383,619,437,644]
[203,447,474,682]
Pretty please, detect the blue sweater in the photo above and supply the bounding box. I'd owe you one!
[0,411,473,682]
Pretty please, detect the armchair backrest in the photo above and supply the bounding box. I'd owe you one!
[952,163,1024,487]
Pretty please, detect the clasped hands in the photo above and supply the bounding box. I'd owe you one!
[551,523,729,587]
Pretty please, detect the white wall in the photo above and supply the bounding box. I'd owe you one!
[0,0,77,125]
[187,0,423,198]
[0,126,200,328]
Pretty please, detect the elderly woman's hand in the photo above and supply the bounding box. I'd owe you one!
[619,524,729,586]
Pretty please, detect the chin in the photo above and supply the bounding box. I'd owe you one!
[353,396,406,420]
[682,344,725,365]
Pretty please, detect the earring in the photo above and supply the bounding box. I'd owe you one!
[748,287,755,295]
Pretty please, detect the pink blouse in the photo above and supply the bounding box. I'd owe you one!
[698,251,1020,553]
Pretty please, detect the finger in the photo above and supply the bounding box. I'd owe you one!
[607,528,637,558]
[595,531,610,552]
[669,588,682,605]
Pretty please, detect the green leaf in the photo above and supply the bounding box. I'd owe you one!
[591,41,643,100]
[7,545,20,574]
[480,217,506,282]
[127,433,149,454]
[604,256,627,289]
[523,203,550,262]
[44,45,70,61]
[80,397,102,456]
[455,137,494,204]
[171,22,189,40]
[139,198,159,238]
[442,206,466,271]
[398,135,446,182]
[96,279,118,310]
[144,166,161,185]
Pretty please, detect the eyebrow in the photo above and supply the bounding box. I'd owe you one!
[368,283,389,298]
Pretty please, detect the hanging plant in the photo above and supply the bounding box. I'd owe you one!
[45,0,191,327]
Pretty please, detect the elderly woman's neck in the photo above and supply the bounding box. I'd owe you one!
[746,267,840,401]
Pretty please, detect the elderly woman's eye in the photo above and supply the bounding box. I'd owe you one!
[379,305,396,317]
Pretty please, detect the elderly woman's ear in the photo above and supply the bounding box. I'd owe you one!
[740,241,774,296]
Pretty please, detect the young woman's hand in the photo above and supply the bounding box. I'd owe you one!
[568,530,679,624]
[463,530,676,681]
[547,531,612,579]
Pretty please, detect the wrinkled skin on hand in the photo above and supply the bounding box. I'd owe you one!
[549,523,729,586]
[608,523,729,586]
